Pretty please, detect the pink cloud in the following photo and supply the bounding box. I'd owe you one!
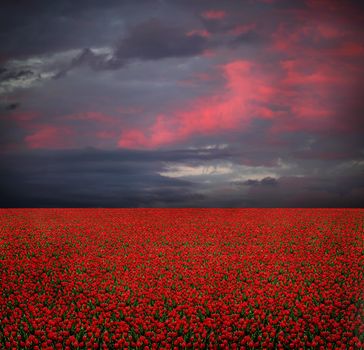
[228,23,256,36]
[334,42,364,57]
[266,5,364,134]
[280,59,350,87]
[201,10,226,20]
[316,23,344,39]
[272,4,364,60]
[118,60,274,149]
[43,1,362,151]
[118,129,148,148]
[186,29,211,38]
[118,40,361,150]
[201,49,216,58]
[0,111,39,128]
[265,58,357,133]
[25,125,76,149]
[9,112,39,123]
[20,110,131,149]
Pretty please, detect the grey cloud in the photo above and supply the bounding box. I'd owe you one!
[242,177,278,187]
[0,66,43,98]
[57,18,208,76]
[229,30,263,48]
[0,0,250,59]
[0,118,25,150]
[16,55,219,128]
[5,102,20,110]
[0,68,35,82]
[54,48,125,78]
[1,149,363,207]
[235,175,364,208]
[0,0,157,60]
[0,101,20,112]
[291,133,364,162]
[0,146,280,207]
[0,148,204,207]
[5,147,237,166]
[0,146,247,207]
[73,48,124,70]
[115,18,207,60]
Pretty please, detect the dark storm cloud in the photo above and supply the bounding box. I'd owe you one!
[5,102,20,110]
[0,101,20,111]
[290,132,364,162]
[242,177,278,187]
[115,18,207,60]
[1,148,363,207]
[0,147,240,207]
[56,18,208,76]
[0,118,25,149]
[0,0,211,64]
[231,174,364,208]
[0,149,203,207]
[0,0,158,60]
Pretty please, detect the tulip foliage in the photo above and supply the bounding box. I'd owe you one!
[0,208,363,349]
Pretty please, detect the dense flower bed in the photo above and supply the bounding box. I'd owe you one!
[0,208,363,349]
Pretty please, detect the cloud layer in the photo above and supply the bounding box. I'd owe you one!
[0,0,363,207]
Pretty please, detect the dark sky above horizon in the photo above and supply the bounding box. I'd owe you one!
[0,0,363,207]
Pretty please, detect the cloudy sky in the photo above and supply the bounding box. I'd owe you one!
[0,0,363,207]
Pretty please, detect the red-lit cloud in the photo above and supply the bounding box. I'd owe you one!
[118,61,273,149]
[118,5,364,150]
[11,0,363,152]
[228,23,256,36]
[268,7,364,133]
[186,29,211,38]
[201,10,227,20]
[16,113,38,122]
[25,125,75,149]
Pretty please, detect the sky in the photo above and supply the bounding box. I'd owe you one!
[0,0,363,207]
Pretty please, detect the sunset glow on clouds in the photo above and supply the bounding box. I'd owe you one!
[25,125,76,149]
[201,10,227,20]
[118,60,266,148]
[0,0,363,207]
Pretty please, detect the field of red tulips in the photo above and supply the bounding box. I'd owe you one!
[0,208,363,349]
